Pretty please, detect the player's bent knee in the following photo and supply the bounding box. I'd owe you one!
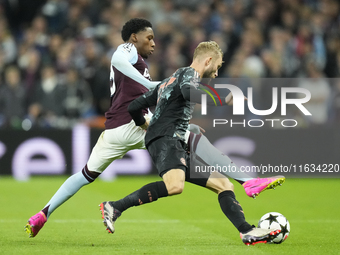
[206,177,234,194]
[223,179,234,191]
[216,179,234,193]
[162,169,186,195]
[165,182,185,195]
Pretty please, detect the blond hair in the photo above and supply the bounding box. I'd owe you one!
[193,41,223,60]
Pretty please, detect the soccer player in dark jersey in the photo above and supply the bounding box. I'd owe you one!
[100,42,282,245]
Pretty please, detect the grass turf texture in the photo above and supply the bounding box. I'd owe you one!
[0,176,339,255]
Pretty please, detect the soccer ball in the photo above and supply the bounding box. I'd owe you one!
[257,212,290,244]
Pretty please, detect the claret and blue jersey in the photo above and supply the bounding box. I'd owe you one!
[105,43,156,129]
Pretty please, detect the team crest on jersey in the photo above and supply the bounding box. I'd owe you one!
[180,157,187,166]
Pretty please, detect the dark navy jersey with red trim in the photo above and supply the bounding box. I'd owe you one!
[129,67,199,145]
[128,66,226,146]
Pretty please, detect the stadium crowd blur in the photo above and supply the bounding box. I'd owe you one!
[0,0,339,129]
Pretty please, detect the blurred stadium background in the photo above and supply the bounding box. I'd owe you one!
[0,0,339,180]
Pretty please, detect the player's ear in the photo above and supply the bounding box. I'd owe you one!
[130,33,138,43]
[205,57,212,67]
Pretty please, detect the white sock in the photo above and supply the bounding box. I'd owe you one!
[43,171,90,219]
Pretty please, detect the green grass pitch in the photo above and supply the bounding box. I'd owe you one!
[0,176,339,255]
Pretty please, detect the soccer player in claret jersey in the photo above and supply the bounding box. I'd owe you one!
[25,18,159,238]
[100,42,282,246]
[25,18,284,239]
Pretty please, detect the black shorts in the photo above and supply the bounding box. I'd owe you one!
[147,136,188,177]
[147,136,209,187]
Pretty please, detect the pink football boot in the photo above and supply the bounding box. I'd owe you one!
[242,176,285,198]
[25,211,47,237]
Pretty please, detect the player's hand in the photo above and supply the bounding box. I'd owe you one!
[140,118,150,130]
[225,92,247,105]
[188,123,205,135]
[225,92,233,105]
[199,126,206,134]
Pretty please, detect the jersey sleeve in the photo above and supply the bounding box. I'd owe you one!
[111,43,158,90]
[117,43,139,64]
[128,84,159,126]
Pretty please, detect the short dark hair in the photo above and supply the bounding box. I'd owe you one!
[121,18,152,42]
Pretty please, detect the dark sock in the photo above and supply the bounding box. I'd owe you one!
[82,165,100,183]
[113,181,168,212]
[235,180,245,185]
[41,205,49,217]
[218,190,253,233]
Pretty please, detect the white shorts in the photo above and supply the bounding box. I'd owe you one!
[87,119,146,174]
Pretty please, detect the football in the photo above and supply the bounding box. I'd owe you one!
[258,212,290,244]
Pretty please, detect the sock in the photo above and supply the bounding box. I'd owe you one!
[192,134,253,183]
[42,165,98,219]
[113,181,168,212]
[235,179,245,185]
[218,190,253,233]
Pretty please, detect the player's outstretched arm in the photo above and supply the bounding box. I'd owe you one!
[128,86,158,128]
[188,123,205,134]
[225,92,233,105]
[111,48,160,90]
[224,92,247,105]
